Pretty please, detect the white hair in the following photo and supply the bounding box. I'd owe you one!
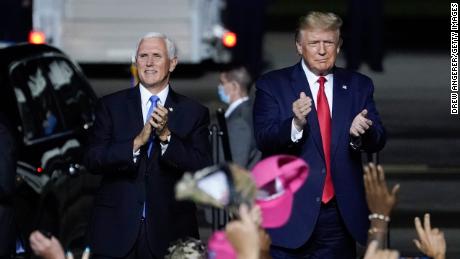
[132,32,177,63]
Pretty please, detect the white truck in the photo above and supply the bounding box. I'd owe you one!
[31,0,234,64]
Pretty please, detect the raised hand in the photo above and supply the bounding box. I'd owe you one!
[363,163,400,217]
[414,213,446,259]
[364,240,399,259]
[225,204,260,259]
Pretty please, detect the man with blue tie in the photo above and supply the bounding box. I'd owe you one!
[253,11,386,258]
[84,32,212,258]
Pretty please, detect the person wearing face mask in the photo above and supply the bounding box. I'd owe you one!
[217,66,261,169]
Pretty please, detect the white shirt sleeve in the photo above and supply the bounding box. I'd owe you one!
[291,119,303,142]
[133,149,140,163]
[160,135,172,155]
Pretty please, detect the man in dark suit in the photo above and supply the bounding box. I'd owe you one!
[253,12,386,258]
[84,32,212,259]
[218,66,261,169]
[0,115,16,259]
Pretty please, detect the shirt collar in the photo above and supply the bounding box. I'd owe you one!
[301,60,333,88]
[225,97,249,118]
[139,83,169,107]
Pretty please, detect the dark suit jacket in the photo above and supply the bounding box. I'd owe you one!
[0,117,16,256]
[253,62,386,248]
[84,86,212,258]
[226,100,261,169]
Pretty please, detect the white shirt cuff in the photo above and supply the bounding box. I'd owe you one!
[133,149,140,163]
[160,135,171,155]
[291,119,303,142]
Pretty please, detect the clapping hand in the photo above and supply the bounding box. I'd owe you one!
[292,92,312,131]
[350,109,373,137]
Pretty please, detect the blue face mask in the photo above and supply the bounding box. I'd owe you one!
[217,84,230,104]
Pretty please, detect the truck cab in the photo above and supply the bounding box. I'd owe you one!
[31,0,235,64]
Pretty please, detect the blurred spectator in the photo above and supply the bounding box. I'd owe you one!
[165,238,206,259]
[414,213,446,259]
[345,0,384,72]
[0,115,16,259]
[363,163,400,248]
[224,0,269,79]
[218,66,261,169]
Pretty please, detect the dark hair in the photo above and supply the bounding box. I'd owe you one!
[222,66,252,93]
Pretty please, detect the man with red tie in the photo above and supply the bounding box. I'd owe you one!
[253,11,386,258]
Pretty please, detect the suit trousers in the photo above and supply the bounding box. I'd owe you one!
[270,199,356,259]
[92,219,156,259]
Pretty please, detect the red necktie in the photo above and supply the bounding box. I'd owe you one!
[317,76,334,203]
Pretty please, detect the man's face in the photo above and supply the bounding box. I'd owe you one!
[296,28,341,76]
[135,37,177,90]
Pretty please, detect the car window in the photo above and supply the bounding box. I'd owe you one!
[9,56,95,141]
[47,59,95,129]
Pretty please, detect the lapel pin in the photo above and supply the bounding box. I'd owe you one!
[168,107,174,112]
[342,85,348,90]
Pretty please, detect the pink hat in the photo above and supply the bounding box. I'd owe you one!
[251,155,309,228]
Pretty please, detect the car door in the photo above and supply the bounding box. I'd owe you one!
[9,51,99,252]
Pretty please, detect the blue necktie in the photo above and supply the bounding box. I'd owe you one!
[145,95,159,157]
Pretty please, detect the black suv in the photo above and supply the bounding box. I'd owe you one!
[0,43,99,255]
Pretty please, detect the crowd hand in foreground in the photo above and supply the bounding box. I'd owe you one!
[30,231,65,259]
[363,163,400,217]
[364,241,399,259]
[363,163,400,248]
[225,204,262,259]
[29,230,90,259]
[414,213,446,259]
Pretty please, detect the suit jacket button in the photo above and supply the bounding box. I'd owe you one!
[316,197,321,202]
[322,168,326,174]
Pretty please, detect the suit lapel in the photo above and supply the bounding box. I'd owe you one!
[127,86,149,175]
[290,62,325,160]
[331,68,352,161]
[164,87,180,134]
[127,85,145,134]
